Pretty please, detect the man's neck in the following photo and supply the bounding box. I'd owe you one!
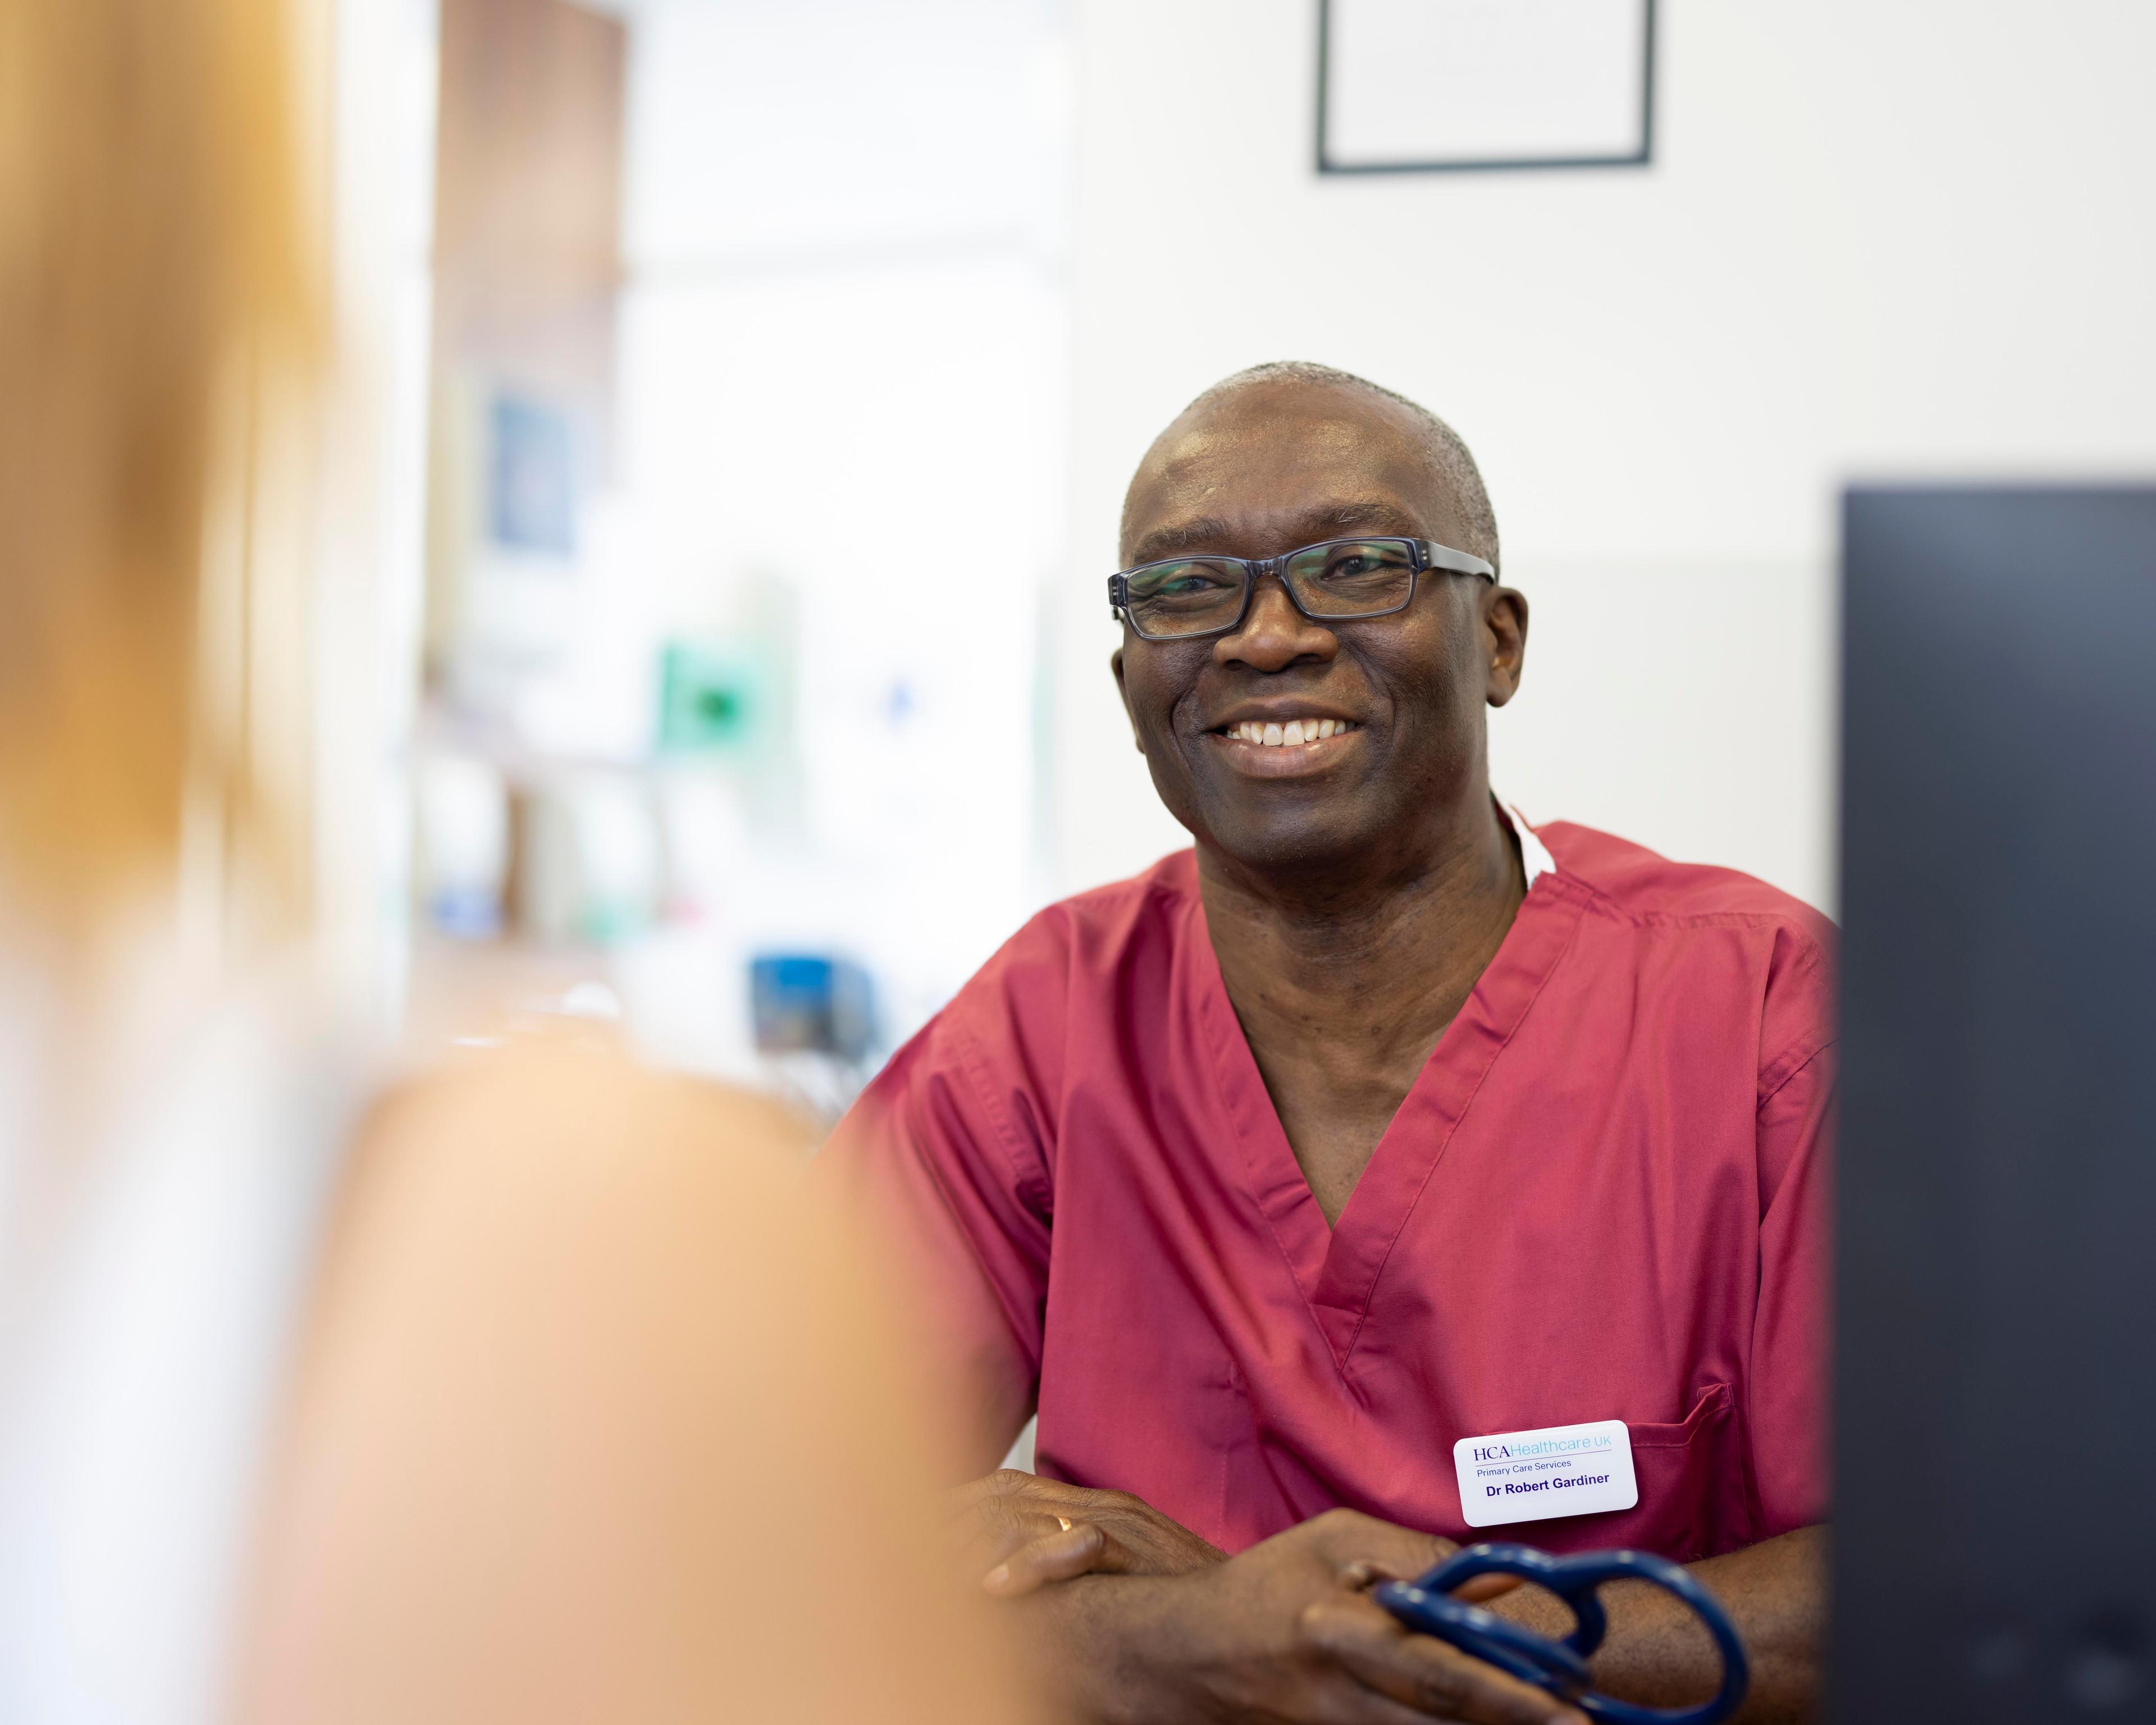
[1195,794,1526,1224]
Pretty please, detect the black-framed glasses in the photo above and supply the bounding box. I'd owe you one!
[1107,537,1495,642]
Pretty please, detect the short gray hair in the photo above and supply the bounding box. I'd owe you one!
[1178,360,1500,571]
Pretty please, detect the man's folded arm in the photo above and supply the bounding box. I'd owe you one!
[1001,1510,1590,1725]
[1482,1525,1824,1724]
[980,1487,1820,1724]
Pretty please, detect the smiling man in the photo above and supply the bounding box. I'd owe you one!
[824,363,1831,1723]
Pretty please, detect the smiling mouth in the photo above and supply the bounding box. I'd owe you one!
[1214,717,1358,747]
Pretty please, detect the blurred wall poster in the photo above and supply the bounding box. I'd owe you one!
[1320,0,1653,172]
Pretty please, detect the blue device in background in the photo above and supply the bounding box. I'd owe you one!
[1374,1541,1748,1725]
[750,953,877,1064]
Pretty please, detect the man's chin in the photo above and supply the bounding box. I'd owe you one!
[1195,814,1394,885]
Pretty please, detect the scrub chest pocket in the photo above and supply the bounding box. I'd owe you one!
[1525,1385,1753,1562]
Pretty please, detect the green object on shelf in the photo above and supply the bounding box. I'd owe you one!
[659,641,765,754]
[577,897,648,944]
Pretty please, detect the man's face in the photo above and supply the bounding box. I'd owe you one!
[1112,382,1527,879]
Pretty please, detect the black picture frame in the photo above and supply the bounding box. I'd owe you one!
[1316,0,1656,176]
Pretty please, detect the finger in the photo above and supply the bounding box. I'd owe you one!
[945,1474,1077,1549]
[1336,1549,1516,1605]
[942,1468,1039,1524]
[963,1509,1073,1575]
[1300,1598,1587,1725]
[1287,1683,1491,1725]
[945,1472,1111,1539]
[1308,1509,1458,1584]
[983,1522,1118,1596]
[1341,1558,1404,1590]
[992,1509,1086,1561]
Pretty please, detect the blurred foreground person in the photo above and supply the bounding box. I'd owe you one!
[0,4,1026,1723]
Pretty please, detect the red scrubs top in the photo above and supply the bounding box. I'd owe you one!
[823,818,1833,1563]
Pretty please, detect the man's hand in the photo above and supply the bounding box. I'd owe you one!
[1027,1507,1582,1725]
[949,1470,1225,1597]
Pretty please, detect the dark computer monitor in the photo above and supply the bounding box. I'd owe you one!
[1835,487,2156,1720]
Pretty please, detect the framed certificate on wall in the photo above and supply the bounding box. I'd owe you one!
[1318,0,1655,175]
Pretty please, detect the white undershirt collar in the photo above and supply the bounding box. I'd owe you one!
[1496,798,1555,891]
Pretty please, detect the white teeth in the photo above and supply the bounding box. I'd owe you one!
[1226,718,1352,746]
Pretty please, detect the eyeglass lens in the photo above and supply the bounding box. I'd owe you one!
[1123,539,1417,638]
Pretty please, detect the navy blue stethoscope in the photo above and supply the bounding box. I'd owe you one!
[1373,1542,1749,1725]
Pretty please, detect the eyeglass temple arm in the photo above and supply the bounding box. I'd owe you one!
[1419,541,1497,582]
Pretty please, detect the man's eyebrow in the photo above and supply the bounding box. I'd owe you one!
[1126,501,1420,566]
[1307,500,1420,536]
[1126,517,1238,565]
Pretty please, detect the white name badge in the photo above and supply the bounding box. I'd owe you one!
[1454,1419,1638,1528]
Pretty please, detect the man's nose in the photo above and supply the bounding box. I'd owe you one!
[1214,573,1338,673]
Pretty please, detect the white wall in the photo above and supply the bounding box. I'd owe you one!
[615,0,1074,1042]
[1053,0,2156,912]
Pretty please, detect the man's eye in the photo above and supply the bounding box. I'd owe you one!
[1152,570,1232,598]
[1328,556,1374,579]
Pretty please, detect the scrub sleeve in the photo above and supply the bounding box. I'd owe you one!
[821,953,1056,1470]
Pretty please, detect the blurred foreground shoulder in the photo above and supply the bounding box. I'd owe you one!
[236,1043,1034,1725]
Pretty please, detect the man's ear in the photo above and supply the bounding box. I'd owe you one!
[1109,647,1145,753]
[1483,585,1529,708]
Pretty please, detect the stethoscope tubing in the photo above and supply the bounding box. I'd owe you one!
[1371,1542,1749,1725]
